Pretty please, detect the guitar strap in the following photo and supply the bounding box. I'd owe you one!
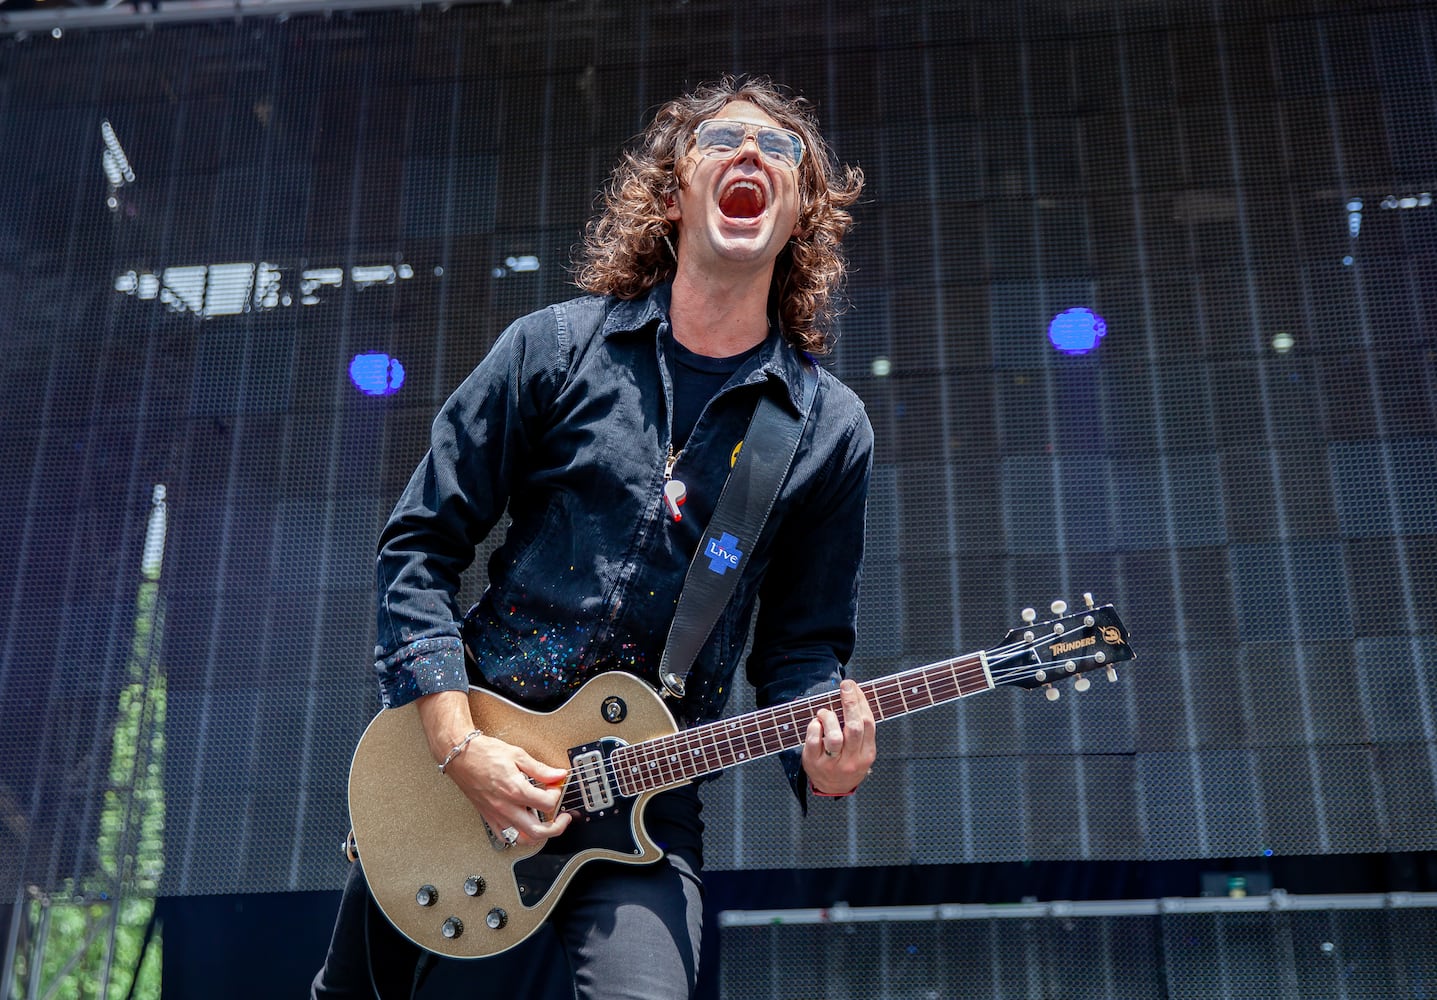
[657,361,819,701]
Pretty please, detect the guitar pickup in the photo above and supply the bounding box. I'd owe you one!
[570,749,615,812]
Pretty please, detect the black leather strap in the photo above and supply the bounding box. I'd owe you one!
[658,365,819,699]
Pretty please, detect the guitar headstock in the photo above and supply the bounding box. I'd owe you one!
[988,596,1135,700]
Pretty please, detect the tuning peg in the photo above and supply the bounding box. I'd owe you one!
[1021,608,1037,624]
[1105,666,1118,682]
[1083,592,1095,609]
[1074,676,1091,692]
[1051,600,1067,615]
[1044,685,1060,701]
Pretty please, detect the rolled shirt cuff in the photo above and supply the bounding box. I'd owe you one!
[375,636,469,708]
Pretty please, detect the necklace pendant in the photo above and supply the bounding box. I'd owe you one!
[663,479,687,522]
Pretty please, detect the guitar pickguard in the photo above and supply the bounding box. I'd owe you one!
[512,738,647,906]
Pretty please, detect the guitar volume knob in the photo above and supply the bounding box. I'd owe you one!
[464,875,486,897]
[415,885,437,907]
[486,908,508,930]
[441,916,463,939]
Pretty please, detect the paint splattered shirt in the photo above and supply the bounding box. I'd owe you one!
[374,285,872,784]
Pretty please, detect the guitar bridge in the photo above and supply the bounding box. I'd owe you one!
[570,749,615,812]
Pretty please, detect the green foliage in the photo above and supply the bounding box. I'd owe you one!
[17,565,167,999]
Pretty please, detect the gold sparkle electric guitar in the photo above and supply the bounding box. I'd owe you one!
[347,597,1134,959]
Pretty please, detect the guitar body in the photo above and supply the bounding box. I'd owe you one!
[348,672,683,959]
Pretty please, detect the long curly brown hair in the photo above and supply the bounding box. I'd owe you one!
[574,76,864,355]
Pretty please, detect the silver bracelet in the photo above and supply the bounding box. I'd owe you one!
[438,728,484,774]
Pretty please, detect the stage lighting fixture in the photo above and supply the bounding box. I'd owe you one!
[349,353,405,396]
[1047,307,1107,356]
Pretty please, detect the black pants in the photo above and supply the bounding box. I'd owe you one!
[311,786,705,1000]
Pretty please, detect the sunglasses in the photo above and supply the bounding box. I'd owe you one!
[691,118,805,169]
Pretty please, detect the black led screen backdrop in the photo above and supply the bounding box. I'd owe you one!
[0,0,1434,899]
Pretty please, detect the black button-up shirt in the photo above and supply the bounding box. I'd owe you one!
[373,285,872,757]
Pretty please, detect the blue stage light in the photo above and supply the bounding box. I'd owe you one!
[1048,307,1107,355]
[349,353,406,396]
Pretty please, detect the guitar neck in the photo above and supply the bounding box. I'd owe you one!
[610,651,993,797]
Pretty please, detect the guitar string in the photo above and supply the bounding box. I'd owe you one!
[563,628,1102,806]
[604,655,991,794]
[587,640,1075,802]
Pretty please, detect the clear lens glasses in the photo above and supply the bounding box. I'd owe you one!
[692,119,805,168]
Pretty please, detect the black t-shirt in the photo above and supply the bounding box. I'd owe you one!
[665,331,762,449]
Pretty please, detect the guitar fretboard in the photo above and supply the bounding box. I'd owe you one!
[609,652,993,796]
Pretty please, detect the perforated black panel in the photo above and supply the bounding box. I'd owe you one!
[0,0,1433,897]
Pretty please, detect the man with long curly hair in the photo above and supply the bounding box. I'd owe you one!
[315,75,875,999]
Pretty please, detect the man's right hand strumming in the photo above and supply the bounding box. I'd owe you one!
[415,689,572,847]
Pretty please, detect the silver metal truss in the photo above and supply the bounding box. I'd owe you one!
[0,0,512,37]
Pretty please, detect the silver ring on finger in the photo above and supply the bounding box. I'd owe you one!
[500,826,519,847]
